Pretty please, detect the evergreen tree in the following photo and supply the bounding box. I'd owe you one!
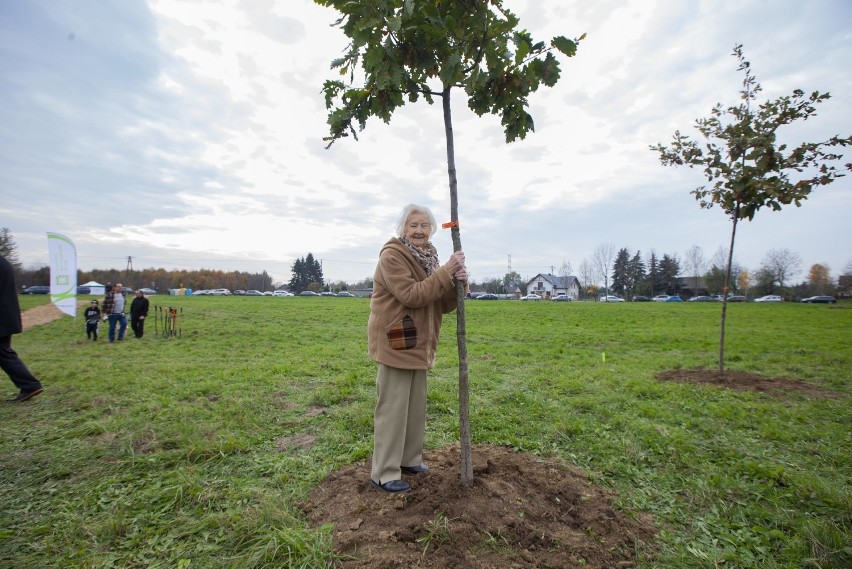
[627,251,646,296]
[610,248,630,296]
[646,252,659,296]
[659,254,681,294]
[289,254,324,292]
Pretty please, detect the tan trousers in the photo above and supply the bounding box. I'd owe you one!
[371,364,427,484]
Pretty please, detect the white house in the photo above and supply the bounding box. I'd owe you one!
[526,274,581,299]
[80,280,106,295]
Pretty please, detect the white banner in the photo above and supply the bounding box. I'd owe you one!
[47,232,77,317]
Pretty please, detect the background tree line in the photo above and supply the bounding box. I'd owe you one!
[466,244,850,300]
[3,227,847,298]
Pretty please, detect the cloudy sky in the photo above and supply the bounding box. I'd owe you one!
[2,0,850,287]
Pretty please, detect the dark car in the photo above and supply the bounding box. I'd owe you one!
[76,286,91,295]
[477,293,499,300]
[632,295,650,302]
[727,296,747,302]
[22,285,50,295]
[801,296,837,304]
[298,291,320,296]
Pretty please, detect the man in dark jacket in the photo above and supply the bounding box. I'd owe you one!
[129,290,150,339]
[0,255,44,402]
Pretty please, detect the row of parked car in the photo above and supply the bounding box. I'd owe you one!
[624,294,837,303]
[471,291,839,303]
[191,288,356,297]
[22,286,158,295]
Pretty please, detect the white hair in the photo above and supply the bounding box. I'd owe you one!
[395,204,437,238]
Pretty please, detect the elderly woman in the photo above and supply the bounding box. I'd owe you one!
[368,204,467,493]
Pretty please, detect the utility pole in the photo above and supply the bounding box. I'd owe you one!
[126,256,133,283]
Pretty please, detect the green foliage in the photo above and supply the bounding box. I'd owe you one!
[0,227,22,274]
[1,297,849,567]
[417,512,452,555]
[652,44,851,222]
[315,0,583,145]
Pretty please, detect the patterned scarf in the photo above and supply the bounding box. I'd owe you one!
[399,236,440,276]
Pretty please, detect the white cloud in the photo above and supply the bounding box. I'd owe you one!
[1,0,849,285]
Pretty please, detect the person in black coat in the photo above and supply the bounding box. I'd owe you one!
[130,290,150,339]
[0,255,44,402]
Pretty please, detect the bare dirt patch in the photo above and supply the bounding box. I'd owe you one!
[656,368,840,398]
[303,444,656,568]
[276,433,316,452]
[21,301,86,330]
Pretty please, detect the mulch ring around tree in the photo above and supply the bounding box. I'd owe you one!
[656,368,841,399]
[302,444,657,568]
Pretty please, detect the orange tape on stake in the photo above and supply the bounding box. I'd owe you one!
[441,221,459,229]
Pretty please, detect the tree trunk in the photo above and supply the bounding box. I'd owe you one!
[441,87,473,486]
[718,207,740,375]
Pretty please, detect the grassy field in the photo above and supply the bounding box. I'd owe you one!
[1,295,849,568]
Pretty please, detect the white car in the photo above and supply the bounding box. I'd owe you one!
[210,288,231,296]
[600,295,625,302]
[754,295,783,302]
[519,294,542,301]
[272,290,293,297]
[652,294,670,302]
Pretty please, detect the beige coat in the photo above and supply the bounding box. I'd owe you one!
[368,238,459,370]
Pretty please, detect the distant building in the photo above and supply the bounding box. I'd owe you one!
[677,276,709,298]
[525,274,581,299]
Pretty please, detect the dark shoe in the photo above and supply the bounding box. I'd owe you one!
[401,464,430,475]
[7,388,44,403]
[370,479,410,493]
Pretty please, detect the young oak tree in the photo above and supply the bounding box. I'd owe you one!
[315,0,582,485]
[652,44,850,374]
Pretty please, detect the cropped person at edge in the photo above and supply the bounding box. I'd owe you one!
[367,204,468,493]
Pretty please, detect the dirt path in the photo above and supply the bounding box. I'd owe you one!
[21,300,88,331]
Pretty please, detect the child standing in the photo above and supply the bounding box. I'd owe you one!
[84,299,101,341]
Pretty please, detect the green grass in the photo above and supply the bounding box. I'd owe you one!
[1,296,850,568]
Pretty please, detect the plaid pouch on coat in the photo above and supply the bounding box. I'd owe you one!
[386,315,417,350]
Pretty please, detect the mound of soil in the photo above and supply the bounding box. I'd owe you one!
[303,444,656,568]
[656,368,839,398]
